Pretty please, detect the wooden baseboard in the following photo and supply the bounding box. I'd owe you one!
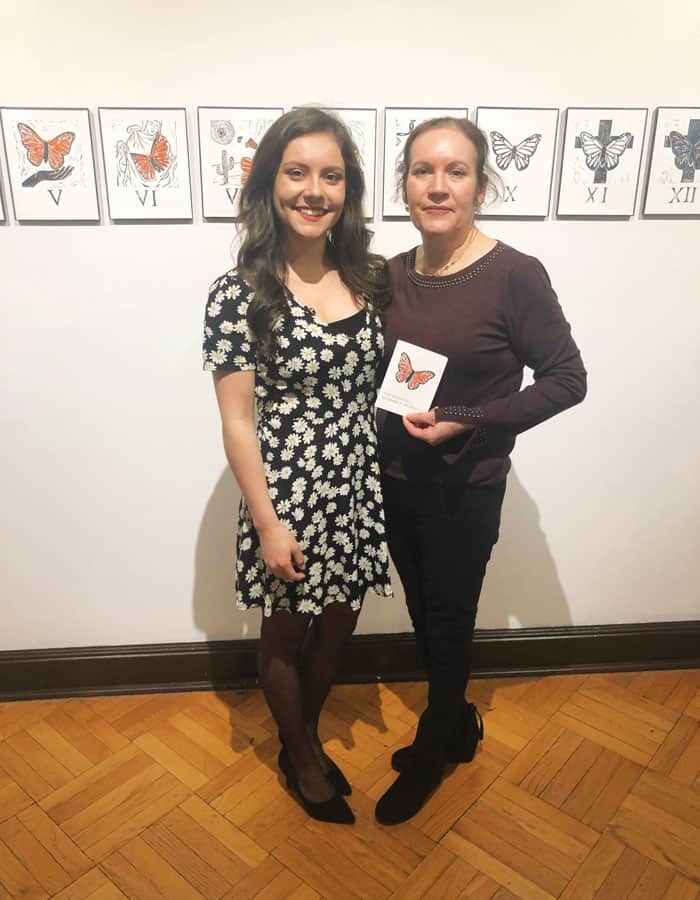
[1,621,698,701]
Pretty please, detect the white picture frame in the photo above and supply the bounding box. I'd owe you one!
[476,107,559,217]
[98,107,192,220]
[198,107,282,218]
[0,107,100,222]
[0,157,5,222]
[382,107,469,217]
[327,108,377,218]
[557,107,648,217]
[643,107,700,216]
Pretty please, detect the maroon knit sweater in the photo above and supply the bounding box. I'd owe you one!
[377,242,587,485]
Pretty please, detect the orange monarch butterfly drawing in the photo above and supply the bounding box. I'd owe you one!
[130,132,172,181]
[239,136,258,184]
[18,123,75,169]
[396,351,435,390]
[240,157,253,183]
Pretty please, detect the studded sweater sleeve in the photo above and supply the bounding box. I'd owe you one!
[435,257,587,435]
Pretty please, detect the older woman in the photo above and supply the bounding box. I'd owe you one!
[375,117,587,825]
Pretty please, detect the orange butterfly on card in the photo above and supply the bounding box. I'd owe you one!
[396,351,435,390]
[18,123,75,169]
[130,132,172,181]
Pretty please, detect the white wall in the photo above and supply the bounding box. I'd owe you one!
[1,0,699,651]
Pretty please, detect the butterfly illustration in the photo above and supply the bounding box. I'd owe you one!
[245,137,258,150]
[240,157,253,183]
[490,131,541,171]
[18,123,75,169]
[130,132,172,181]
[578,131,632,173]
[667,131,700,172]
[396,352,435,390]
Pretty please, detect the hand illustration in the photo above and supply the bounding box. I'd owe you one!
[22,166,74,188]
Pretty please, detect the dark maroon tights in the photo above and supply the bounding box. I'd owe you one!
[257,602,360,800]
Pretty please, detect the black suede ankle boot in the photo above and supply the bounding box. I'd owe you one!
[375,757,445,825]
[391,702,483,773]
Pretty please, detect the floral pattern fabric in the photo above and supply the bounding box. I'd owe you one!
[203,270,393,616]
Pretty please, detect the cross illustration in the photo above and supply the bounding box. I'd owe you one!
[664,119,700,183]
[575,120,634,184]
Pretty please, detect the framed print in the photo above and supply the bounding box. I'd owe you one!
[643,107,700,215]
[557,107,647,216]
[476,107,558,217]
[382,107,469,217]
[328,108,377,218]
[198,106,282,218]
[98,107,192,220]
[0,107,99,221]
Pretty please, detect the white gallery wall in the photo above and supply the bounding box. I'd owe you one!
[1,0,698,651]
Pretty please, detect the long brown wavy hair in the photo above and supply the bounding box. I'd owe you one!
[236,108,389,355]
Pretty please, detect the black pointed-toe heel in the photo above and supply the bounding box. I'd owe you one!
[279,746,351,796]
[278,751,355,825]
[391,702,484,773]
[322,752,352,796]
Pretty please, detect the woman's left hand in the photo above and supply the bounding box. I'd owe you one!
[402,409,475,446]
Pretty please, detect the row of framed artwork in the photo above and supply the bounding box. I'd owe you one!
[0,105,698,223]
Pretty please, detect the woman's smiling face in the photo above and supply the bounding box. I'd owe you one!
[273,131,346,243]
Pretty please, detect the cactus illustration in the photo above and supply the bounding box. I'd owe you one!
[216,150,233,185]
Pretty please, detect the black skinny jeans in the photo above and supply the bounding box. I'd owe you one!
[382,474,506,762]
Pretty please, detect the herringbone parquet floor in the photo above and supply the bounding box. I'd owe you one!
[1,669,699,898]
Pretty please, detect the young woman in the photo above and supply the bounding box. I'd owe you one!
[203,108,392,825]
[375,118,587,825]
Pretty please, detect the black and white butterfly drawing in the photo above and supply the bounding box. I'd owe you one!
[667,130,700,172]
[490,131,541,171]
[577,131,632,174]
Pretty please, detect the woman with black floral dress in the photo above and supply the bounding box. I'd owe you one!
[203,108,392,825]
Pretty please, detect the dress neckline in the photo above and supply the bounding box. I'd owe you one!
[406,241,503,288]
[285,287,368,328]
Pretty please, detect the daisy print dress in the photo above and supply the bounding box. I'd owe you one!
[203,270,393,617]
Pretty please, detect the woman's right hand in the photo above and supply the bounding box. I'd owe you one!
[258,522,306,581]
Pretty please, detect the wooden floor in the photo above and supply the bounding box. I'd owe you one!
[1,670,699,899]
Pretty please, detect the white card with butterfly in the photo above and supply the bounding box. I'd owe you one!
[643,107,700,216]
[376,340,448,417]
[0,107,100,221]
[98,108,192,220]
[557,108,648,217]
[476,108,559,218]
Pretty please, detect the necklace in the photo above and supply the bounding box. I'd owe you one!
[417,227,480,277]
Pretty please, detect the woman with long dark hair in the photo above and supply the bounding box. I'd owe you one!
[203,108,392,825]
[375,117,587,825]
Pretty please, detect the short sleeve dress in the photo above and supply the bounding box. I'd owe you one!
[203,269,394,617]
